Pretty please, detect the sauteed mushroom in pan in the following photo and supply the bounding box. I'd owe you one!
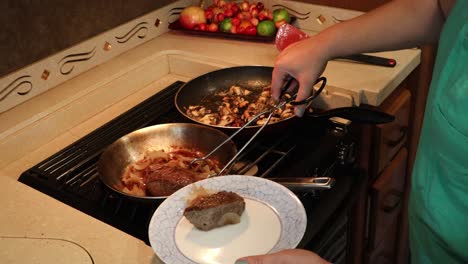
[185,85,295,127]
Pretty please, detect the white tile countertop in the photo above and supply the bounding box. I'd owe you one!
[0,8,420,263]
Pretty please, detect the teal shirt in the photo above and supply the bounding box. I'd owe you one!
[409,0,468,263]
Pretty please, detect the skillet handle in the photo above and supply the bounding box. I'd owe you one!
[268,177,335,192]
[306,107,395,124]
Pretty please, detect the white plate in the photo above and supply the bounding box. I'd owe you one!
[148,175,307,264]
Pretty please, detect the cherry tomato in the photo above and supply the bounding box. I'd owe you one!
[240,1,249,11]
[208,23,219,32]
[231,17,241,26]
[244,25,257,35]
[250,7,259,18]
[258,13,266,21]
[239,20,252,30]
[231,5,239,14]
[224,8,233,17]
[218,0,227,7]
[205,10,214,20]
[198,23,208,31]
[250,17,259,26]
[256,2,264,11]
[217,13,225,22]
[230,25,238,34]
[275,19,287,29]
[242,11,252,20]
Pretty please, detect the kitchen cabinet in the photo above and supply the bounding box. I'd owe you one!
[373,90,411,176]
[351,59,434,264]
[349,71,428,264]
[350,42,435,264]
[369,148,407,261]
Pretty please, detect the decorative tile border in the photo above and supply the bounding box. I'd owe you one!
[268,0,363,31]
[58,47,97,76]
[0,75,33,102]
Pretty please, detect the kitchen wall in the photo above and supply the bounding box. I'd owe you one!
[1,0,174,78]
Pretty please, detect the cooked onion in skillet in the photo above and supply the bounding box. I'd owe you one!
[185,85,295,127]
[120,147,220,197]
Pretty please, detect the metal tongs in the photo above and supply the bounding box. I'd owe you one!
[190,76,328,176]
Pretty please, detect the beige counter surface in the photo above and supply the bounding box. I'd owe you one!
[0,31,420,263]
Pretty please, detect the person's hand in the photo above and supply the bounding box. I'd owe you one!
[235,249,331,264]
[271,34,331,117]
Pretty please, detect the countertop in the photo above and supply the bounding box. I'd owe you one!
[0,31,420,263]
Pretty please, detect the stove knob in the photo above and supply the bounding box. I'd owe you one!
[337,140,356,165]
[329,116,351,137]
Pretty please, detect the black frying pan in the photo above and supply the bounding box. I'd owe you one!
[175,66,394,133]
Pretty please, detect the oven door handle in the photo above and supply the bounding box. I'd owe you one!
[267,177,335,192]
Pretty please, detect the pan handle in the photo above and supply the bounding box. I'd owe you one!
[268,177,335,192]
[306,107,395,124]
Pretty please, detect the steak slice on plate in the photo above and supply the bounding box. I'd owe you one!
[183,191,246,231]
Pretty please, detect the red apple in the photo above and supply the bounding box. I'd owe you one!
[179,6,207,29]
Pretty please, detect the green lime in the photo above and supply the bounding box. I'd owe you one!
[257,20,277,37]
[273,9,291,23]
[219,18,232,32]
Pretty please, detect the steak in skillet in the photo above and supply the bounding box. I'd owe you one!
[146,166,197,196]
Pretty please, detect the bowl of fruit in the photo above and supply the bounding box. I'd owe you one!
[169,0,294,42]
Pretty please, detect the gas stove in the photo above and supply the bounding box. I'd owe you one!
[18,81,363,264]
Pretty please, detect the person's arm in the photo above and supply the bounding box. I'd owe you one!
[271,0,447,116]
[317,0,445,55]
